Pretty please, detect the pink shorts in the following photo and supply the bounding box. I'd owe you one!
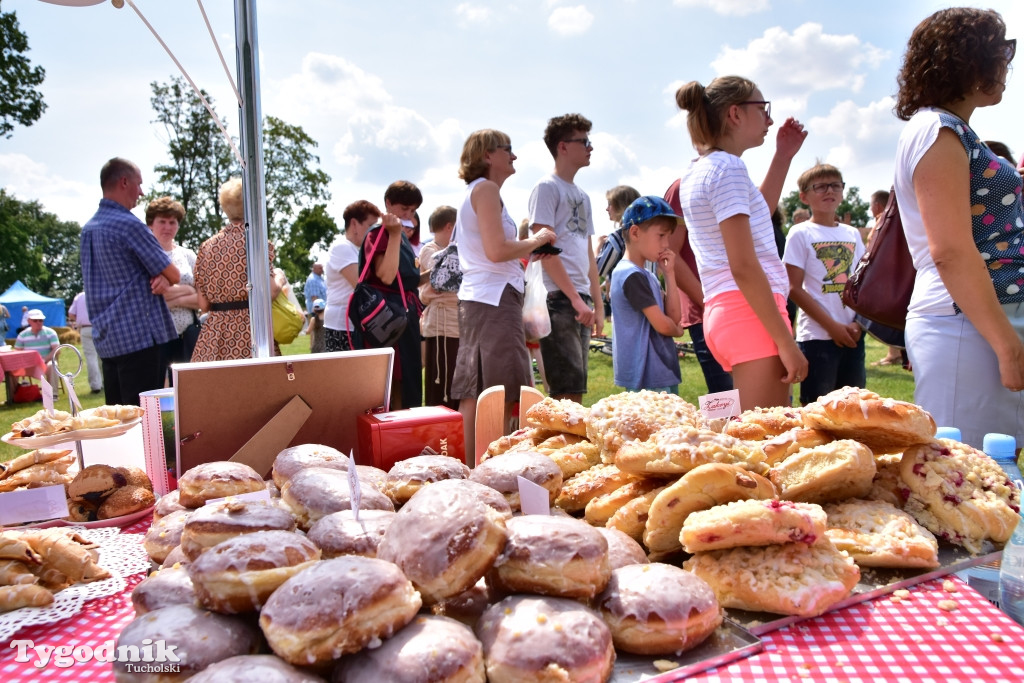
[703,290,792,372]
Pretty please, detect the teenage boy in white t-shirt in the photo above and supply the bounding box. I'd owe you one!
[782,164,866,405]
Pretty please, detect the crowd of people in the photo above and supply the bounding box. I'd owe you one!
[58,7,1022,452]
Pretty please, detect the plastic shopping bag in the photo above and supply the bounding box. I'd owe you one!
[522,259,551,342]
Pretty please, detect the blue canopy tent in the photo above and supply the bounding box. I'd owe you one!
[0,281,67,338]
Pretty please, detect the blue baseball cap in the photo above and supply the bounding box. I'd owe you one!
[620,196,683,231]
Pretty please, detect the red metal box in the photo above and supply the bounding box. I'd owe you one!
[356,405,465,471]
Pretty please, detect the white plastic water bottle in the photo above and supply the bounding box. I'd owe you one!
[1001,517,1024,627]
[968,434,1021,606]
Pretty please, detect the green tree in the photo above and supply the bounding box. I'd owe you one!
[263,115,332,245]
[276,203,338,299]
[149,77,238,249]
[0,189,81,304]
[0,4,46,139]
[781,186,870,229]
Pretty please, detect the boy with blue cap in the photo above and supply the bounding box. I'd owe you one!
[610,196,686,393]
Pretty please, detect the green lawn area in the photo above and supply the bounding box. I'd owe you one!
[1,333,915,463]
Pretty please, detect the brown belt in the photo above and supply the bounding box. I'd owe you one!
[209,300,249,312]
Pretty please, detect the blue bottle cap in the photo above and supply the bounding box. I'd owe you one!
[935,427,962,441]
[983,433,1016,459]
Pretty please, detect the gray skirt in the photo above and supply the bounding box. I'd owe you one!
[451,285,532,400]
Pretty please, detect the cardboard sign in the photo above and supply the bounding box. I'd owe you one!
[0,485,68,525]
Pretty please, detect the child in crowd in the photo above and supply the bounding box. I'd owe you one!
[306,299,326,353]
[610,196,686,393]
[782,163,866,404]
[419,205,460,409]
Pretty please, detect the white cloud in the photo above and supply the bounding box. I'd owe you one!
[807,97,904,172]
[673,0,770,17]
[548,5,594,36]
[0,154,99,224]
[455,3,491,25]
[711,23,889,105]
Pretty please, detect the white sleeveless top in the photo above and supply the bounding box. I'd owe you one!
[456,177,525,306]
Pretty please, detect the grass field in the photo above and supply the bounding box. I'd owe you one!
[0,333,915,463]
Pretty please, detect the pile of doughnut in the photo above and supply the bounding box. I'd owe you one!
[0,528,110,612]
[125,448,723,681]
[112,385,1021,681]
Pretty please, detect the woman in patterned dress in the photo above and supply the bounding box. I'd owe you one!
[192,178,280,362]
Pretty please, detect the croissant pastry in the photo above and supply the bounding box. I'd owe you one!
[56,415,120,433]
[0,533,43,565]
[19,530,110,584]
[0,455,75,493]
[82,405,145,422]
[0,560,38,586]
[0,584,53,612]
[0,449,73,481]
[10,410,73,437]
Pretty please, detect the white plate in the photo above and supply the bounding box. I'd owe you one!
[2,417,142,448]
[8,505,155,530]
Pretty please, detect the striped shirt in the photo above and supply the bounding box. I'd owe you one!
[677,152,789,301]
[15,326,58,358]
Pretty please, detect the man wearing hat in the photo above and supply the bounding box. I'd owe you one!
[304,258,327,315]
[15,309,60,388]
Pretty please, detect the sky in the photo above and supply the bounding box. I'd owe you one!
[3,0,1023,247]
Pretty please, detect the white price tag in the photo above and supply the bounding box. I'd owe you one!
[0,485,69,525]
[41,376,55,415]
[698,389,742,420]
[517,476,551,516]
[348,450,362,521]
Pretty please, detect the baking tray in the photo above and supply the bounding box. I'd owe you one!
[726,541,1002,635]
[611,618,762,682]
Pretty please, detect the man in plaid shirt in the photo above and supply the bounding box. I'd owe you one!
[80,158,180,405]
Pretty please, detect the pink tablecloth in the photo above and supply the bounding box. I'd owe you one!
[0,348,46,382]
[1,517,1022,682]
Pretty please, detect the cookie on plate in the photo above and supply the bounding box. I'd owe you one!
[683,539,860,617]
[823,499,939,568]
[680,499,826,553]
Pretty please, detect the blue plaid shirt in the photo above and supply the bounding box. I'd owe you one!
[304,271,326,313]
[80,199,177,358]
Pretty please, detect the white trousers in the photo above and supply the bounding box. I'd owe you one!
[79,326,103,391]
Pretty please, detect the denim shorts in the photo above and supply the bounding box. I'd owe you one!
[797,337,865,405]
[538,291,592,395]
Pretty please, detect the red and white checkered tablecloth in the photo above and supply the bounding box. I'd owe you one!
[2,516,1023,682]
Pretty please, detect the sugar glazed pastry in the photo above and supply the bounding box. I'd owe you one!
[176,461,267,508]
[280,466,394,531]
[723,406,805,441]
[596,563,722,655]
[680,499,827,553]
[259,556,422,666]
[555,463,639,513]
[144,509,193,564]
[614,426,769,477]
[384,454,471,505]
[188,530,321,613]
[900,439,1021,553]
[684,539,860,617]
[802,386,936,453]
[596,527,649,570]
[524,396,590,436]
[377,481,508,604]
[271,443,349,488]
[769,439,876,505]
[586,390,699,460]
[306,509,396,559]
[823,499,939,568]
[468,450,562,511]
[131,565,196,615]
[186,655,326,683]
[334,615,485,683]
[113,604,261,681]
[488,515,611,600]
[179,500,296,561]
[476,595,615,682]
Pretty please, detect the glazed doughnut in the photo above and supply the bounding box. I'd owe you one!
[281,466,394,531]
[424,478,513,519]
[554,463,639,513]
[723,406,805,441]
[144,509,192,564]
[334,615,485,682]
[188,530,321,613]
[113,604,261,681]
[430,577,496,626]
[614,426,769,477]
[769,439,876,505]
[596,527,649,569]
[586,390,700,461]
[384,454,471,505]
[131,565,196,615]
[468,450,562,511]
[476,595,615,683]
[354,465,388,493]
[644,463,777,557]
[161,545,190,569]
[866,453,905,507]
[680,499,827,553]
[68,464,127,503]
[823,499,939,568]
[683,539,860,617]
[307,509,396,558]
[802,386,936,453]
[177,461,266,508]
[488,515,610,600]
[524,396,590,437]
[187,655,325,683]
[606,485,667,542]
[899,439,1020,553]
[180,499,296,561]
[584,478,664,527]
[97,484,155,520]
[153,490,187,522]
[271,443,348,488]
[377,481,508,604]
[259,556,422,666]
[762,427,834,466]
[596,563,722,655]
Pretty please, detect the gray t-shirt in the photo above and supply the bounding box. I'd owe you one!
[528,173,595,295]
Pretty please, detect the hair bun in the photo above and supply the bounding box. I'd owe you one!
[675,81,705,111]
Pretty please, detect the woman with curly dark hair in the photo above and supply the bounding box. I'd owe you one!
[894,7,1023,448]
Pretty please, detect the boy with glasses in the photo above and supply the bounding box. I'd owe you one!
[527,113,603,402]
[782,163,866,404]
